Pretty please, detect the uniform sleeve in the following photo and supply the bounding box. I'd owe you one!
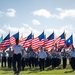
[20,45,24,50]
[45,52,47,57]
[70,51,72,57]
[10,46,13,51]
[38,53,40,58]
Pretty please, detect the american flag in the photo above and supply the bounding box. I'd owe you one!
[31,37,39,50]
[19,37,27,47]
[1,40,10,47]
[23,33,33,48]
[58,39,65,47]
[54,32,65,50]
[0,45,5,51]
[38,32,46,47]
[10,32,19,46]
[45,32,54,49]
[24,39,32,48]
[54,37,60,44]
[32,32,45,50]
[38,39,45,47]
[10,36,16,46]
[0,33,10,50]
[45,40,54,48]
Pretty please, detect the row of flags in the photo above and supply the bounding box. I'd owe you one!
[0,31,73,51]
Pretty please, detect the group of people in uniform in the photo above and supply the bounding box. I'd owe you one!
[0,38,75,75]
[1,48,13,68]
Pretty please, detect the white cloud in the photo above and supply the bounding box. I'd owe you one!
[56,8,63,12]
[32,9,52,18]
[32,19,41,25]
[0,29,6,36]
[2,24,75,46]
[6,8,16,17]
[45,28,64,38]
[3,24,75,39]
[3,24,40,37]
[0,11,4,17]
[23,24,40,37]
[0,8,16,17]
[56,8,75,19]
[45,25,75,46]
[4,24,19,32]
[45,25,75,39]
[32,8,75,19]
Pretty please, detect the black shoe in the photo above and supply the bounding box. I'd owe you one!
[17,73,19,75]
[14,72,16,74]
[17,72,20,75]
[73,69,75,71]
[14,71,17,74]
[22,68,24,71]
[40,69,42,71]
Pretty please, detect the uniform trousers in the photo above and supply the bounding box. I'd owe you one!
[70,57,75,70]
[39,58,45,71]
[45,58,52,68]
[52,58,57,69]
[34,58,38,67]
[8,57,12,68]
[1,57,6,67]
[62,58,67,69]
[56,58,61,67]
[30,57,35,68]
[21,57,25,70]
[13,54,21,73]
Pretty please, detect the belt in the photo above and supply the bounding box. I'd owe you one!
[72,57,75,58]
[14,53,21,55]
[40,58,44,59]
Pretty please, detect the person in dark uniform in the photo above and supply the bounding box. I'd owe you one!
[21,50,27,70]
[12,38,24,75]
[56,52,61,67]
[29,47,35,68]
[6,47,13,68]
[70,47,75,71]
[51,49,57,69]
[1,50,6,68]
[45,49,52,68]
[38,46,47,71]
[61,48,67,69]
[25,49,31,68]
[34,51,39,67]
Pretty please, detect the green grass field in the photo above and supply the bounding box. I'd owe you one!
[0,63,75,75]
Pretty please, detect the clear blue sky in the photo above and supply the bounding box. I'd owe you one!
[0,0,75,45]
